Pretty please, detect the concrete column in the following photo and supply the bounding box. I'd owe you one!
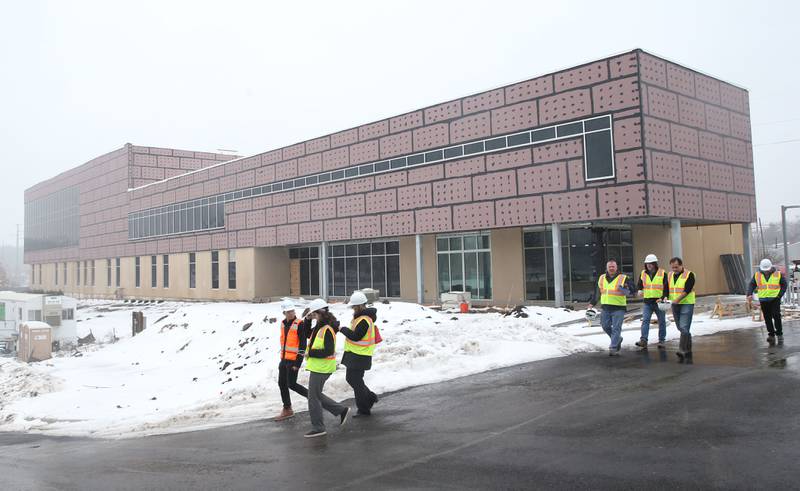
[551,224,565,308]
[415,234,424,304]
[670,218,682,260]
[742,222,753,278]
[320,241,328,301]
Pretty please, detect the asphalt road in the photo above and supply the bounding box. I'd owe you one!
[2,323,799,490]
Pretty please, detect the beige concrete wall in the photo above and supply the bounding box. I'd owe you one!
[490,228,525,306]
[254,247,290,300]
[398,236,417,301]
[632,223,744,296]
[422,235,439,304]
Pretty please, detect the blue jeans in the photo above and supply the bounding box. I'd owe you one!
[600,308,625,350]
[640,302,667,342]
[671,303,694,335]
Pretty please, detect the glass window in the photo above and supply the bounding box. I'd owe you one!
[437,233,492,299]
[106,259,111,287]
[189,253,196,289]
[211,251,219,289]
[135,257,141,288]
[228,250,236,289]
[325,241,400,297]
[585,130,614,180]
[115,258,120,287]
[163,255,170,288]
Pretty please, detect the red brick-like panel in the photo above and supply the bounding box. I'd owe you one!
[379,132,412,159]
[352,215,382,239]
[674,187,703,219]
[647,86,679,122]
[729,113,751,141]
[666,63,695,97]
[398,183,432,210]
[473,170,517,200]
[708,162,734,192]
[345,176,374,194]
[413,123,449,152]
[463,89,504,115]
[276,224,298,246]
[350,140,379,165]
[486,148,532,171]
[490,101,538,135]
[298,154,322,175]
[375,170,407,190]
[702,190,729,221]
[306,136,330,154]
[433,178,471,206]
[424,100,461,124]
[453,202,495,230]
[544,189,598,222]
[518,162,567,195]
[318,182,344,199]
[299,221,323,243]
[331,129,358,148]
[651,151,683,185]
[599,184,647,219]
[670,124,699,157]
[719,83,747,113]
[505,75,553,104]
[698,131,725,162]
[682,157,709,188]
[324,218,351,241]
[533,139,582,163]
[337,194,365,217]
[678,95,705,129]
[567,159,585,190]
[724,138,749,167]
[728,194,751,222]
[639,52,666,87]
[614,118,642,151]
[615,149,645,183]
[415,207,452,234]
[609,52,638,78]
[705,105,731,136]
[238,229,255,248]
[255,165,275,185]
[265,206,288,226]
[592,77,639,113]
[367,189,397,213]
[446,155,485,177]
[538,89,591,124]
[275,160,298,181]
[556,61,608,91]
[283,143,305,160]
[273,191,294,206]
[358,120,389,141]
[311,198,337,220]
[495,196,543,227]
[381,211,414,236]
[390,111,423,133]
[408,164,443,184]
[450,112,491,144]
[733,167,755,195]
[647,184,675,216]
[694,74,721,105]
[322,147,349,171]
[287,202,311,223]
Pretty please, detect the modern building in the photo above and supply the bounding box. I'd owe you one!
[25,49,755,306]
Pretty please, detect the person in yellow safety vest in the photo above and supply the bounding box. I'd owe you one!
[747,258,787,344]
[303,298,350,438]
[273,301,310,421]
[668,257,696,363]
[588,259,636,356]
[635,254,669,350]
[339,291,379,417]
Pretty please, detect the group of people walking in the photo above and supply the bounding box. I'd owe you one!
[589,253,788,360]
[275,291,379,438]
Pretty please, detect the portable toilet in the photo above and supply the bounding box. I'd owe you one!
[17,322,52,362]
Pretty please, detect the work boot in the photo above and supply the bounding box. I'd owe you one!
[274,407,294,421]
[657,341,666,349]
[608,349,620,357]
[767,334,776,344]
[635,339,648,349]
[676,334,687,362]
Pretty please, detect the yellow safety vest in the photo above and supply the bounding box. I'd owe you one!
[344,315,376,357]
[668,270,696,305]
[598,274,628,306]
[306,325,336,374]
[640,269,665,299]
[755,271,781,299]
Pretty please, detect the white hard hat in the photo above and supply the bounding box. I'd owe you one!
[644,254,659,264]
[760,258,773,272]
[280,301,295,312]
[585,308,598,320]
[347,291,368,306]
[306,298,329,313]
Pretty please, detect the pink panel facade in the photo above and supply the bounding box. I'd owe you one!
[26,50,755,264]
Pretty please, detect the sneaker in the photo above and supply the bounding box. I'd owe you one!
[273,407,294,421]
[635,339,648,349]
[339,407,350,426]
[657,341,666,349]
[304,430,327,438]
[609,349,620,357]
[767,335,776,344]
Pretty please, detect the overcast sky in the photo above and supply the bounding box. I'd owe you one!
[1,0,798,249]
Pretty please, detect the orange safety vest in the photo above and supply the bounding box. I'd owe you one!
[279,318,303,361]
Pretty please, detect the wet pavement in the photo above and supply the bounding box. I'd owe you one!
[2,323,799,490]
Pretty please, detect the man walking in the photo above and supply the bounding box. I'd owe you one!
[588,259,636,356]
[668,257,696,362]
[635,254,669,350]
[747,258,787,343]
[339,291,379,416]
[273,301,309,421]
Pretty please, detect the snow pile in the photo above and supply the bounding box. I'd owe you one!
[0,299,760,438]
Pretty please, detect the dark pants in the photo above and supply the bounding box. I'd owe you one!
[308,372,346,432]
[278,359,308,408]
[760,300,783,336]
[346,367,376,414]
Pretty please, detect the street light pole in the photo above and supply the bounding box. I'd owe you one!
[781,205,800,306]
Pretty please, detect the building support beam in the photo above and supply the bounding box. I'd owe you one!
[742,222,753,279]
[415,234,424,305]
[670,219,683,260]
[320,241,328,301]
[551,224,564,308]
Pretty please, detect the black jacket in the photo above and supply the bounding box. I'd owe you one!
[340,307,377,371]
[747,269,788,300]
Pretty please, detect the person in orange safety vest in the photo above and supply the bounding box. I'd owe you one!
[274,301,310,421]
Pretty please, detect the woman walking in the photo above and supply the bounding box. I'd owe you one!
[304,299,350,438]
